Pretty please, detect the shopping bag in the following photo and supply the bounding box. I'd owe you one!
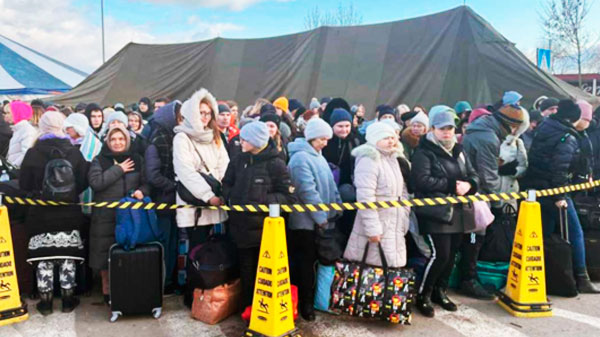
[314,264,336,312]
[329,242,416,324]
[191,279,242,324]
[472,200,495,232]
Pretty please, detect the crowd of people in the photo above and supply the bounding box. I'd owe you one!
[0,88,599,321]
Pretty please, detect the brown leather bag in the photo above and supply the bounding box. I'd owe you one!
[191,279,242,324]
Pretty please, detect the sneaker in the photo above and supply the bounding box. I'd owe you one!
[459,279,496,300]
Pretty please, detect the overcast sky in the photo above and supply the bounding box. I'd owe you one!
[1,0,598,74]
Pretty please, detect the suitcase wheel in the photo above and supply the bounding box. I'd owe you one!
[152,307,162,319]
[110,311,122,323]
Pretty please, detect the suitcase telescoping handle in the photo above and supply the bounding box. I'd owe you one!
[559,206,569,243]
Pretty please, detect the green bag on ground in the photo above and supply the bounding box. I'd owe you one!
[475,261,509,290]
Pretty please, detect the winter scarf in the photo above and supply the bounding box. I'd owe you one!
[426,132,456,156]
[174,88,219,144]
[98,127,141,172]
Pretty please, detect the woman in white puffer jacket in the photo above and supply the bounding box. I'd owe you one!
[343,121,410,268]
[173,88,229,233]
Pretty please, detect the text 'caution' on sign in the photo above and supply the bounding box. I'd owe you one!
[245,216,301,337]
[0,206,28,326]
[497,200,552,318]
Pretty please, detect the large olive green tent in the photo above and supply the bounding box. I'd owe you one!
[52,6,598,113]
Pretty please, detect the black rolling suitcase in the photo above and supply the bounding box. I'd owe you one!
[574,193,600,231]
[109,242,164,322]
[544,207,578,297]
[584,230,600,281]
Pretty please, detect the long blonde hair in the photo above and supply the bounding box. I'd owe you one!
[31,106,44,127]
[274,129,283,152]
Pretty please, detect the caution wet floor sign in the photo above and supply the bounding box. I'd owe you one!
[498,200,552,318]
[0,206,28,326]
[246,215,300,337]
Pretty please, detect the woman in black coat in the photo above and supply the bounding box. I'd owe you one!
[222,122,296,309]
[523,100,599,294]
[322,108,362,239]
[88,125,149,302]
[20,111,89,315]
[410,109,479,318]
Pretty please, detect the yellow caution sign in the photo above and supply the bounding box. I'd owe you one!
[245,210,300,337]
[0,205,28,326]
[497,198,552,318]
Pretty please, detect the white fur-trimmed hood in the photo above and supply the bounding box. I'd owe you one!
[351,143,405,161]
[176,88,219,137]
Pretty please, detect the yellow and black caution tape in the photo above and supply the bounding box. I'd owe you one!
[3,180,599,213]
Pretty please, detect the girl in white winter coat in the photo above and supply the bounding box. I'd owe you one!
[173,88,230,244]
[7,101,38,168]
[344,122,410,268]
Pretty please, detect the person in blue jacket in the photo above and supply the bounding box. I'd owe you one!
[287,117,341,321]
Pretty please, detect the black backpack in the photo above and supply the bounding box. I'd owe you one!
[42,148,76,201]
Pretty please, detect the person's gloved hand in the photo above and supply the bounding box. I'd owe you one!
[499,160,518,176]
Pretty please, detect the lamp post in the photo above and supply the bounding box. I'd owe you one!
[101,0,105,63]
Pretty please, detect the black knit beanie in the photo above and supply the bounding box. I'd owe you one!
[554,99,581,123]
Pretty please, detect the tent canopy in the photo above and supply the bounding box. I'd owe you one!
[52,6,599,112]
[0,35,87,96]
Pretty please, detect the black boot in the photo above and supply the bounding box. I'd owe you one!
[36,291,53,316]
[61,288,80,313]
[416,292,435,318]
[431,287,458,312]
[459,279,496,300]
[576,272,600,294]
[300,301,315,321]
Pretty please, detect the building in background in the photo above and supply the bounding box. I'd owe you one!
[555,73,600,97]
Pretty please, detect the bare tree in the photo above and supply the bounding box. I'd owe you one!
[304,3,363,30]
[540,0,592,87]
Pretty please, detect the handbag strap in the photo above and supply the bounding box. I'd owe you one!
[183,133,212,175]
[361,242,389,271]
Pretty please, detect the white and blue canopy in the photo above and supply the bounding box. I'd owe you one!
[0,34,87,95]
